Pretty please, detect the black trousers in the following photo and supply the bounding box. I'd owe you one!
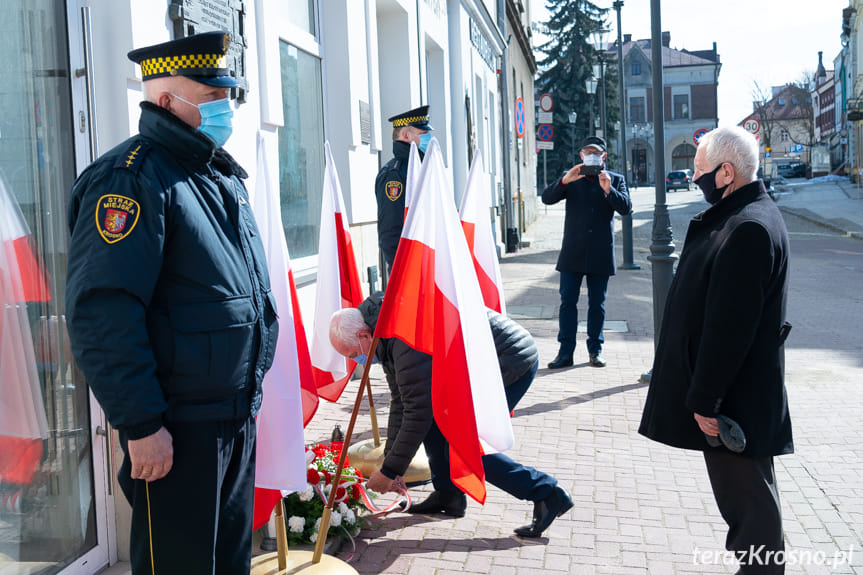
[703,450,785,574]
[119,416,257,575]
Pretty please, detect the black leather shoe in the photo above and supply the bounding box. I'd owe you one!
[406,490,467,517]
[547,352,573,369]
[514,486,574,538]
[589,353,607,368]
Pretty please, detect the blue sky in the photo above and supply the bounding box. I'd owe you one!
[534,0,848,126]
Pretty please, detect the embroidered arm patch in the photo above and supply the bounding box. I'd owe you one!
[96,194,141,244]
[385,181,403,201]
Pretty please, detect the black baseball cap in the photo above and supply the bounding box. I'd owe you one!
[580,136,607,153]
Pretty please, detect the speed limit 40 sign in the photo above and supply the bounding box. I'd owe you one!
[743,118,761,135]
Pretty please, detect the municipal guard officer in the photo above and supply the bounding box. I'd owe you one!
[375,105,432,271]
[66,31,278,574]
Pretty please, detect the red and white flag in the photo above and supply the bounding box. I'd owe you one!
[375,139,513,504]
[0,175,50,485]
[250,134,318,530]
[404,142,421,220]
[311,142,364,402]
[458,153,506,314]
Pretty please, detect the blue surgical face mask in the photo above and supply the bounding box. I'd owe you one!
[172,93,234,148]
[353,341,377,366]
[417,132,432,153]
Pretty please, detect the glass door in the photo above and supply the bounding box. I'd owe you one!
[0,1,112,572]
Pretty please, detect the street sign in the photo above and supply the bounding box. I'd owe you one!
[693,128,709,145]
[537,124,553,141]
[791,143,804,153]
[515,97,525,138]
[539,93,554,112]
[537,111,553,124]
[743,118,761,135]
[536,141,554,150]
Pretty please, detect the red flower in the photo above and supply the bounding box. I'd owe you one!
[306,469,320,485]
[312,444,328,459]
[335,487,347,501]
[351,485,362,501]
[321,470,332,484]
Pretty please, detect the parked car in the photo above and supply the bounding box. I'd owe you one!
[665,170,693,191]
[776,162,808,178]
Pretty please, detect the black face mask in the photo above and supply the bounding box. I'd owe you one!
[695,164,730,205]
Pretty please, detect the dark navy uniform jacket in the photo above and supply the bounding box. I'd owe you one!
[375,141,422,267]
[66,102,278,440]
[541,169,631,276]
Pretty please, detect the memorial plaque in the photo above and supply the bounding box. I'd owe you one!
[169,0,248,103]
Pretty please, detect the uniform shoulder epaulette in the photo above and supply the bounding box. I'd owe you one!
[113,139,151,174]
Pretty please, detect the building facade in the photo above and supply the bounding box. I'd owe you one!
[0,0,534,572]
[616,32,720,186]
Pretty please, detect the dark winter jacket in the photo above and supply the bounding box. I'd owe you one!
[639,180,793,457]
[66,102,278,440]
[358,293,538,478]
[375,141,423,267]
[541,169,631,275]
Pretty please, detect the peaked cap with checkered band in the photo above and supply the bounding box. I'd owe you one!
[387,105,433,130]
[127,31,239,88]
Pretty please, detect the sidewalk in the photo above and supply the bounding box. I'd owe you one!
[772,175,863,239]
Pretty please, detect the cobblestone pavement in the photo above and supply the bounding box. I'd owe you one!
[298,181,863,574]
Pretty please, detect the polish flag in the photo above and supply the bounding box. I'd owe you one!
[250,134,318,530]
[458,153,506,314]
[403,142,421,220]
[375,139,513,504]
[0,176,49,485]
[310,142,364,402]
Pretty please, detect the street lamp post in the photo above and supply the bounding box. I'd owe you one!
[585,77,597,137]
[642,0,678,383]
[590,29,609,139]
[569,111,578,165]
[613,0,639,270]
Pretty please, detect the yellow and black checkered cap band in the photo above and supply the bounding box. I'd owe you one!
[392,114,429,127]
[139,53,228,80]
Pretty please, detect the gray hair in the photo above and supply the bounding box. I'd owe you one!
[698,126,759,182]
[329,308,368,347]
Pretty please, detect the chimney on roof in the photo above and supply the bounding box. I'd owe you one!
[624,33,632,43]
[662,31,670,47]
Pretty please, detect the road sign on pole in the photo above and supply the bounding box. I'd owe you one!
[537,124,553,141]
[743,118,761,135]
[539,93,554,112]
[536,141,554,150]
[693,128,709,145]
[515,97,525,138]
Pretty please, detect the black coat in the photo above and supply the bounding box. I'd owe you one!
[639,181,793,457]
[66,102,278,440]
[358,294,537,478]
[541,170,631,276]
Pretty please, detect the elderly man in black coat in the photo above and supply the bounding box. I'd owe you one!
[639,126,793,574]
[542,136,632,369]
[329,293,573,538]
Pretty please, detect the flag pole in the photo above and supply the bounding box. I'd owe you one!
[313,337,380,564]
[274,499,289,571]
[364,377,381,447]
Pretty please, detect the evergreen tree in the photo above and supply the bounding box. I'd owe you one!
[536,0,610,185]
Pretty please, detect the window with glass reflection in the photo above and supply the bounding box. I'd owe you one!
[1,1,97,572]
[277,41,324,259]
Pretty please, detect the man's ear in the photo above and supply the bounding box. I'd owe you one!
[156,92,173,112]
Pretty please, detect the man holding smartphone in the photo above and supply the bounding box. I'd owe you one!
[542,136,632,369]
